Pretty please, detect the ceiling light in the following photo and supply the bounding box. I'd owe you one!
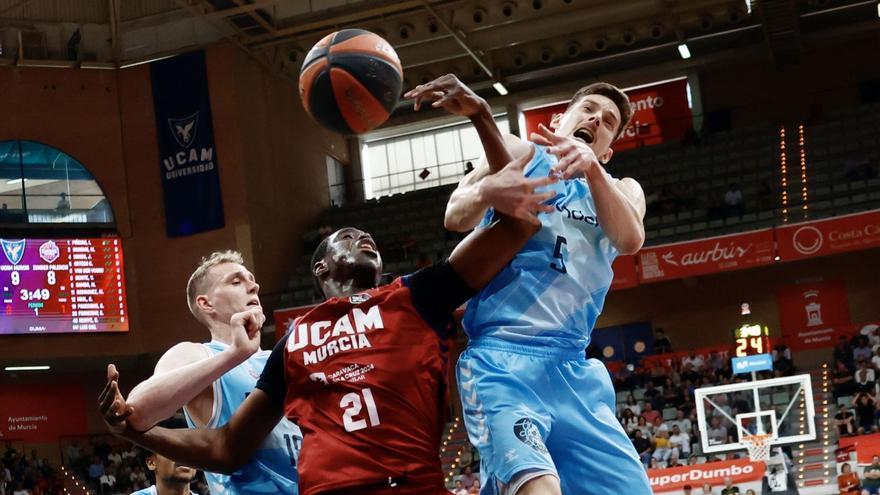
[678,44,692,59]
[492,82,509,96]
[5,365,50,371]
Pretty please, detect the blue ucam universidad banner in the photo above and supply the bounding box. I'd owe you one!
[150,50,225,237]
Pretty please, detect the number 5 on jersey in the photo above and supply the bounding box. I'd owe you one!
[340,388,380,432]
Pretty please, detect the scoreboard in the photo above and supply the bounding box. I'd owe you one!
[1,237,129,334]
[733,323,771,358]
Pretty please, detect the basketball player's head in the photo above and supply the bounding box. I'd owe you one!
[550,82,632,165]
[145,418,197,487]
[312,227,382,298]
[186,250,260,326]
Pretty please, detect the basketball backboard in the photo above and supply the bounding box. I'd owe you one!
[695,374,815,455]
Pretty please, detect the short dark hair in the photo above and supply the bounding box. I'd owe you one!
[311,236,331,298]
[566,82,633,140]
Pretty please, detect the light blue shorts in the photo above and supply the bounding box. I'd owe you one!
[456,339,651,494]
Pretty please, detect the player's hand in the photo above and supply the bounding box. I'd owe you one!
[98,364,135,435]
[229,307,264,359]
[478,146,558,227]
[530,123,601,180]
[403,74,488,117]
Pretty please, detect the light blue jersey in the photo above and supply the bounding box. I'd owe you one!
[463,144,618,350]
[183,341,302,495]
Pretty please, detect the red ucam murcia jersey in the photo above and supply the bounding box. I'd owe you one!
[256,261,474,495]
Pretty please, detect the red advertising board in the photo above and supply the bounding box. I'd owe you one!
[610,255,639,291]
[522,78,693,152]
[776,209,880,262]
[274,304,316,340]
[0,382,88,442]
[648,459,765,493]
[777,280,851,351]
[839,433,880,464]
[637,229,775,283]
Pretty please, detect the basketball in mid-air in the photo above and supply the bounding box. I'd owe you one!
[299,29,403,135]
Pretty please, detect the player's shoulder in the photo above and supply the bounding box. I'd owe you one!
[155,341,210,373]
[502,133,532,158]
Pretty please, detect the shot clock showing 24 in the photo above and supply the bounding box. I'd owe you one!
[0,237,129,334]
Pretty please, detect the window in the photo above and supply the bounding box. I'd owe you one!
[361,116,510,199]
[0,140,113,224]
[326,155,346,207]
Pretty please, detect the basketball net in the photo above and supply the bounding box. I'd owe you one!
[742,433,774,462]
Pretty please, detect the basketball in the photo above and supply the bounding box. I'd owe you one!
[299,29,403,135]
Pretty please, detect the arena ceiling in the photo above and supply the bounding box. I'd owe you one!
[0,0,877,101]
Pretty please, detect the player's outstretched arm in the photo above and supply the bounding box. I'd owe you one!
[404,74,537,232]
[125,307,265,431]
[99,364,281,474]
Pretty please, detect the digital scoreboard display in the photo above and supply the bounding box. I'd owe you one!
[733,323,771,357]
[1,237,128,334]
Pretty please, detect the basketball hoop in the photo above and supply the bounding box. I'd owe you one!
[742,433,774,462]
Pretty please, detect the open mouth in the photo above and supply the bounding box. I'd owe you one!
[573,128,594,145]
[246,299,261,307]
[357,239,377,253]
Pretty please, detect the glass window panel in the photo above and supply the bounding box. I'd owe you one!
[390,140,412,174]
[19,141,113,223]
[411,136,426,169]
[367,145,388,177]
[0,141,25,222]
[434,130,459,166]
[459,126,482,161]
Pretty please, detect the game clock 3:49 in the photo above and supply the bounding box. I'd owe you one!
[733,323,770,358]
[19,288,51,301]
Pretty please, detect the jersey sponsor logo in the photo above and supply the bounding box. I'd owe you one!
[349,293,371,304]
[288,305,385,365]
[554,203,598,226]
[513,417,548,455]
[309,372,328,384]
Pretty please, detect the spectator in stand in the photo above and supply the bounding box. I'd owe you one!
[11,482,28,495]
[835,404,856,437]
[707,416,731,446]
[467,479,480,495]
[854,393,877,434]
[634,416,653,441]
[701,482,716,494]
[862,455,880,495]
[130,465,148,487]
[631,429,653,468]
[666,454,683,468]
[621,408,639,433]
[834,360,858,399]
[871,348,880,372]
[99,465,116,494]
[720,476,740,494]
[107,448,122,467]
[723,184,744,218]
[839,462,861,495]
[772,342,795,376]
[688,456,699,466]
[745,490,756,495]
[669,425,692,459]
[459,466,477,489]
[644,383,663,410]
[87,456,104,484]
[836,337,856,371]
[451,479,468,495]
[664,378,684,409]
[855,360,878,394]
[683,351,705,372]
[670,409,693,435]
[707,352,725,373]
[856,337,875,364]
[652,430,673,463]
[642,402,662,425]
[655,328,673,354]
[623,393,642,416]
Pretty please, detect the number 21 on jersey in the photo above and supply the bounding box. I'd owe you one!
[340,388,381,432]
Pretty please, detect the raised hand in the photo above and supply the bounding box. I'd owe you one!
[229,307,264,359]
[530,123,601,180]
[98,364,134,435]
[479,146,558,227]
[403,74,488,116]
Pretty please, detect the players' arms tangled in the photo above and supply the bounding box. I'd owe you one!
[406,75,555,229]
[119,307,266,431]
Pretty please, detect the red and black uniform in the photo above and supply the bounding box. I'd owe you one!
[256,262,474,495]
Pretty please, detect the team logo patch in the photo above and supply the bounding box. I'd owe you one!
[39,240,59,263]
[350,293,370,304]
[309,372,328,384]
[1,239,26,265]
[513,418,548,454]
[168,112,199,148]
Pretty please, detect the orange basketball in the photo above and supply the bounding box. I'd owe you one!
[299,29,403,135]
